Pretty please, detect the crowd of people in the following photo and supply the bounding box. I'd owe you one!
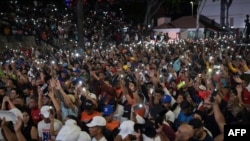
[1,1,250,141]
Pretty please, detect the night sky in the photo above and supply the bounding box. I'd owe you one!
[0,0,195,25]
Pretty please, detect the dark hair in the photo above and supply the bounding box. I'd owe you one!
[194,110,205,121]
[189,118,203,129]
[22,107,36,126]
[29,95,38,102]
[154,89,165,96]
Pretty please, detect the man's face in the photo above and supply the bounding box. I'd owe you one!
[89,126,101,137]
[29,99,38,109]
[10,90,17,99]
[203,98,213,115]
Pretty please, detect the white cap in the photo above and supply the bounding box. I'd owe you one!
[40,105,51,118]
[198,85,206,91]
[89,93,97,100]
[136,114,145,124]
[86,116,106,127]
[118,120,135,139]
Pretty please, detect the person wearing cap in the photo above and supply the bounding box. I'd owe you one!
[56,118,91,141]
[114,120,135,141]
[87,116,108,141]
[80,97,101,132]
[174,100,194,129]
[161,95,176,127]
[37,105,62,141]
[188,118,213,141]
[103,105,120,132]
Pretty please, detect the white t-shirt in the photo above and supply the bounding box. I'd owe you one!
[113,104,124,122]
[38,119,62,141]
[165,110,176,123]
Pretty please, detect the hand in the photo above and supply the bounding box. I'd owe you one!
[156,123,163,133]
[236,85,243,94]
[2,96,10,103]
[14,116,23,132]
[134,129,141,141]
[0,117,7,127]
[54,79,62,90]
[37,86,43,96]
[49,78,56,88]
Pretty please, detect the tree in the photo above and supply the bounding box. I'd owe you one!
[225,0,233,27]
[162,0,185,18]
[219,0,233,27]
[143,0,165,26]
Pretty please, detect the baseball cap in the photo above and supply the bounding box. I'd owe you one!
[89,93,97,100]
[136,114,145,124]
[40,105,52,118]
[86,116,106,127]
[118,120,135,139]
[103,105,114,116]
[198,85,206,91]
[84,99,94,110]
[161,95,172,103]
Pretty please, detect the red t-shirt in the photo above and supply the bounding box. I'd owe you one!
[31,108,42,125]
[242,88,250,105]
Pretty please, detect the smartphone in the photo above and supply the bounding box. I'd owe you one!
[40,83,48,91]
[149,88,154,94]
[210,89,218,102]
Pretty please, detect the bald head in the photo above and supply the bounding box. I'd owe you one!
[175,123,194,141]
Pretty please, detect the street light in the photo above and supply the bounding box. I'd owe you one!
[190,1,193,16]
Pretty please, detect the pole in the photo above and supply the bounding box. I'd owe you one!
[190,1,194,16]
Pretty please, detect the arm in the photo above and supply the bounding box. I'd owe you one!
[14,117,27,141]
[55,79,75,110]
[30,126,38,140]
[1,117,17,141]
[160,83,176,106]
[2,96,15,110]
[120,80,134,105]
[49,90,62,121]
[213,101,226,140]
[37,87,43,109]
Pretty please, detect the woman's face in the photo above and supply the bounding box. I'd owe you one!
[129,82,136,92]
[185,94,193,103]
[177,95,184,104]
[23,112,30,124]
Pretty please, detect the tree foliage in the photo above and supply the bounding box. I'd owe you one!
[143,0,165,26]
